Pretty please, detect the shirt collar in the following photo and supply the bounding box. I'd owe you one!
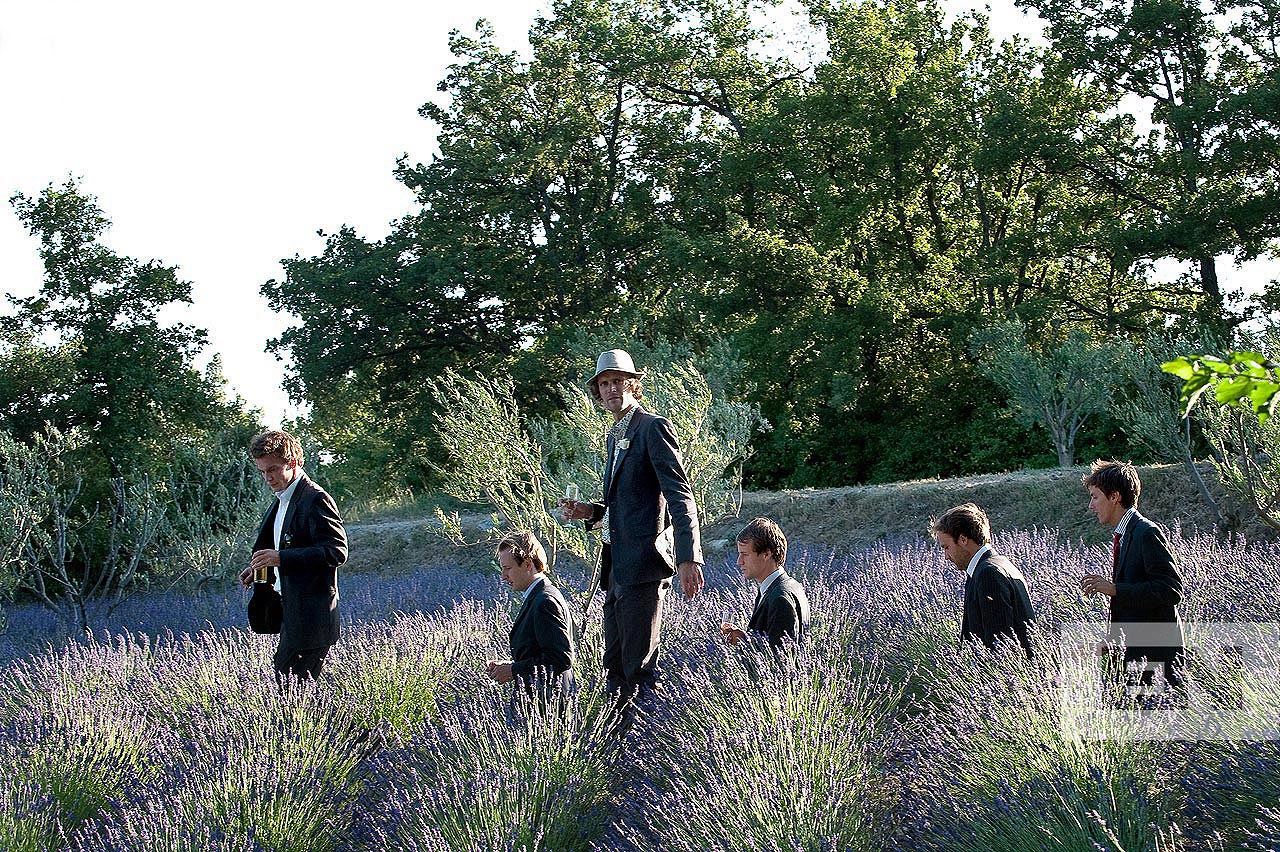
[611,404,640,437]
[757,567,785,595]
[522,575,545,603]
[1115,506,1137,537]
[966,543,992,578]
[275,470,304,502]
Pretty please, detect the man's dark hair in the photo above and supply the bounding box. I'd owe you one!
[250,430,304,466]
[1082,459,1141,508]
[931,503,991,546]
[496,530,548,573]
[736,517,787,565]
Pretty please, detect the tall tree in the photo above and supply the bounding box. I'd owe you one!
[3,178,245,480]
[1020,0,1280,328]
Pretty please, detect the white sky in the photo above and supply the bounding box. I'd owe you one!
[1,1,1273,427]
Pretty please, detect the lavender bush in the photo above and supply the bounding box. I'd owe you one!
[0,527,1276,851]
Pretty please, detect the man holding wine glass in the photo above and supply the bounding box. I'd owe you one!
[238,430,348,683]
[560,349,704,711]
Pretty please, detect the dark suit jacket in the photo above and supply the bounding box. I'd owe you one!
[961,549,1035,655]
[1110,511,1185,664]
[509,578,575,683]
[588,409,703,588]
[747,571,810,649]
[253,474,348,649]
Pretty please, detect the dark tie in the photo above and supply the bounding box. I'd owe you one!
[751,588,762,616]
[1111,531,1121,578]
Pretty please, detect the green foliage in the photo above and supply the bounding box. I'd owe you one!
[1019,0,1280,325]
[262,0,1269,493]
[1164,351,1280,423]
[1166,333,1280,530]
[4,179,250,481]
[427,358,762,580]
[426,370,592,574]
[1117,337,1225,527]
[972,321,1124,467]
[0,180,262,633]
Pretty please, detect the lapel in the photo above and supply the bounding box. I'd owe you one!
[1115,513,1138,580]
[602,431,615,501]
[255,500,279,549]
[751,572,785,623]
[279,475,309,546]
[512,580,542,637]
[604,410,643,501]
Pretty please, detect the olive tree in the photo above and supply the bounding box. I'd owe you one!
[973,321,1124,467]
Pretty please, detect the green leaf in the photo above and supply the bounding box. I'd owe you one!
[1215,376,1253,405]
[1179,373,1213,415]
[1203,356,1233,374]
[1247,380,1280,416]
[1161,357,1197,380]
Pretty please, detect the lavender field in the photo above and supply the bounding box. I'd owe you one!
[3,528,1280,852]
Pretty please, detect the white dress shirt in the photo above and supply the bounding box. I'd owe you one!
[271,472,303,591]
[522,575,545,604]
[966,543,992,579]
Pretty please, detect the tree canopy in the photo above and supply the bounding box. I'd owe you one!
[250,0,1277,495]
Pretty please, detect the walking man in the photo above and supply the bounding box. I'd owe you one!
[561,349,704,705]
[931,503,1035,656]
[1080,460,1186,694]
[238,430,348,682]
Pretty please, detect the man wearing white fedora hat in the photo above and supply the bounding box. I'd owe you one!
[561,348,704,704]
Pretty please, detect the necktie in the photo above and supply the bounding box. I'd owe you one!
[1111,531,1121,578]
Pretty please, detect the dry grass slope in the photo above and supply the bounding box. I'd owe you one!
[345,463,1275,573]
[711,463,1273,551]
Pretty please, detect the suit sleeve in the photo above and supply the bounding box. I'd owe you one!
[510,596,574,678]
[1114,525,1182,610]
[279,490,348,575]
[647,417,703,566]
[974,570,1019,649]
[585,501,606,532]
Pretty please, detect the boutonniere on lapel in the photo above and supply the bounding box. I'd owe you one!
[281,532,294,549]
[617,438,631,450]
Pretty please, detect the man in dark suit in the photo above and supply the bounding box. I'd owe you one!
[932,503,1035,656]
[1080,459,1186,693]
[560,349,704,702]
[486,530,575,701]
[721,517,810,650]
[238,430,348,681]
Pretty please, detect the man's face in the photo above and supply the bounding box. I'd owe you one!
[1088,485,1126,527]
[595,371,638,417]
[736,541,777,583]
[936,532,976,571]
[254,453,298,493]
[499,549,539,593]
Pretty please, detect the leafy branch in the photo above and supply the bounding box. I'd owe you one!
[1163,352,1280,424]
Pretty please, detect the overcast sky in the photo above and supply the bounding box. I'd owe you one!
[1,1,1271,428]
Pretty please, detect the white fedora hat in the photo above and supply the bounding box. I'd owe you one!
[588,348,645,387]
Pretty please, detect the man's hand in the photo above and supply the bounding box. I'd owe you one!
[677,561,704,600]
[720,622,746,645]
[237,566,253,589]
[1080,573,1116,598]
[251,549,281,573]
[558,499,594,521]
[486,660,514,684]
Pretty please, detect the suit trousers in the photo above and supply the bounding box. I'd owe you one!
[602,575,671,697]
[274,635,331,683]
